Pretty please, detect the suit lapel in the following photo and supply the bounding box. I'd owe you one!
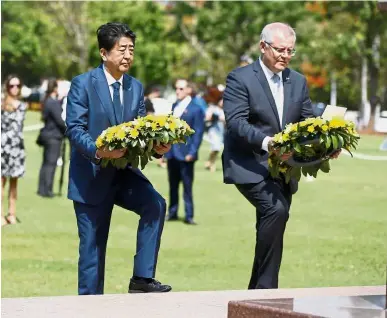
[122,74,133,123]
[253,60,281,131]
[92,66,116,126]
[282,68,292,128]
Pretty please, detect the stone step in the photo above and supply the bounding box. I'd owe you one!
[1,286,385,318]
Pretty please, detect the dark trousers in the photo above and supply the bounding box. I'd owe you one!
[38,139,62,196]
[167,159,194,220]
[74,170,166,295]
[236,178,292,289]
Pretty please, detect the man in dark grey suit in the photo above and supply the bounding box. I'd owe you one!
[222,22,313,289]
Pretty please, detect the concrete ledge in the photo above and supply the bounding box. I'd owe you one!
[2,286,385,318]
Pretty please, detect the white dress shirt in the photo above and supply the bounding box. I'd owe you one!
[259,58,284,152]
[103,64,124,104]
[173,96,192,118]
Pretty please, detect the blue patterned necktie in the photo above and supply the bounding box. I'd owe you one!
[112,81,122,123]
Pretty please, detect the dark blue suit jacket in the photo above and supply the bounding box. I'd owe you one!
[222,59,313,192]
[66,65,148,205]
[164,100,205,162]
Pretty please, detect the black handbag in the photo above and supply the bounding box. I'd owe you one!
[36,129,45,146]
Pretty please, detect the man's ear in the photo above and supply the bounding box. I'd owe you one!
[100,48,107,61]
[259,41,266,55]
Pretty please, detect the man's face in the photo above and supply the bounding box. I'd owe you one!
[175,80,190,100]
[260,34,295,73]
[101,36,134,77]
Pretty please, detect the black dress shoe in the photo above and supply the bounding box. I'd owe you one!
[37,192,55,198]
[183,218,197,225]
[166,215,178,221]
[128,278,172,293]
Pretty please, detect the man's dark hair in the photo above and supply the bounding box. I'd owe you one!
[97,22,136,51]
[144,84,161,96]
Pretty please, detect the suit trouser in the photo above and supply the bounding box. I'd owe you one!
[74,171,166,295]
[167,159,194,220]
[236,177,292,289]
[38,139,62,196]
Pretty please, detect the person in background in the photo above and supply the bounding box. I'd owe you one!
[188,82,207,115]
[165,79,205,225]
[239,54,254,67]
[1,75,27,226]
[146,85,172,168]
[204,86,225,172]
[144,85,158,115]
[37,78,66,198]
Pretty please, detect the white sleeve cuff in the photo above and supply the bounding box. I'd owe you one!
[262,136,271,152]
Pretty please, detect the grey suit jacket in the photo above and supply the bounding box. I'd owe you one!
[222,59,313,194]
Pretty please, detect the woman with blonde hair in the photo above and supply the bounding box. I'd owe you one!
[1,75,27,226]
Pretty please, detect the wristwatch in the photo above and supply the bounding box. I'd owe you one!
[95,151,102,163]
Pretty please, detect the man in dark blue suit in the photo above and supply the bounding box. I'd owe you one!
[222,23,314,289]
[66,22,172,295]
[165,79,205,225]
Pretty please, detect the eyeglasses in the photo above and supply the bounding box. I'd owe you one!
[8,84,21,88]
[264,41,296,57]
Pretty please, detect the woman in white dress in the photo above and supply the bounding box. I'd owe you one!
[204,87,225,172]
[1,75,27,226]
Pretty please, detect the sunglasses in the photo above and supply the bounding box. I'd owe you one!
[8,84,21,88]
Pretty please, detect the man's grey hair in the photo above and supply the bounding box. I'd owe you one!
[260,22,296,44]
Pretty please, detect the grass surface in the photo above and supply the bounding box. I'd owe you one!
[2,112,386,297]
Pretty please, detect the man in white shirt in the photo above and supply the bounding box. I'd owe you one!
[165,79,205,225]
[222,22,313,289]
[66,22,171,295]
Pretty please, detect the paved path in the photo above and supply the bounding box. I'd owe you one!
[1,286,384,318]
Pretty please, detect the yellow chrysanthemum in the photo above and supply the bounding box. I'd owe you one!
[116,129,126,140]
[145,114,156,121]
[130,129,139,139]
[321,124,329,132]
[273,133,283,143]
[329,118,346,129]
[313,118,325,127]
[108,126,120,134]
[282,133,290,142]
[268,158,273,167]
[299,121,308,127]
[157,118,167,127]
[106,134,114,143]
[307,125,315,133]
[96,137,104,148]
[151,122,158,131]
[169,121,177,131]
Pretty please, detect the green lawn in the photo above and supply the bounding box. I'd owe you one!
[2,112,386,297]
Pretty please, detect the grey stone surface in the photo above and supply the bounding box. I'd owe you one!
[2,286,385,318]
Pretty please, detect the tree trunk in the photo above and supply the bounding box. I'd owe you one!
[359,56,369,130]
[330,72,337,106]
[364,35,380,133]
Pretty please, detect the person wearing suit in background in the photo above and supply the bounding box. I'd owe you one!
[66,22,172,295]
[222,23,315,289]
[165,79,205,225]
[37,78,66,198]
